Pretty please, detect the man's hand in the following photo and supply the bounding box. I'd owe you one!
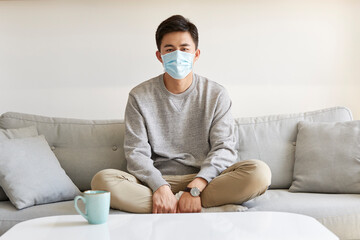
[152,185,178,214]
[177,192,202,213]
[177,177,208,213]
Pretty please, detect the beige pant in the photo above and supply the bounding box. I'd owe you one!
[91,159,271,213]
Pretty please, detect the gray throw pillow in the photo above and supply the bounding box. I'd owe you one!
[0,125,39,201]
[0,135,80,209]
[289,120,360,193]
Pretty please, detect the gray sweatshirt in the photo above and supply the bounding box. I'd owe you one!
[124,73,237,192]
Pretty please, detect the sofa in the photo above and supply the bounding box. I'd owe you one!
[0,106,359,240]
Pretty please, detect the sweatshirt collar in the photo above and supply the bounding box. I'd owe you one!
[159,73,197,100]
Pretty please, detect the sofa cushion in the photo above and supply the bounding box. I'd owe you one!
[0,112,126,191]
[0,200,126,236]
[290,120,360,193]
[235,106,353,189]
[0,135,80,209]
[0,126,39,201]
[243,189,360,240]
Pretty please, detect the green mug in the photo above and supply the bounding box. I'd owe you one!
[74,190,110,224]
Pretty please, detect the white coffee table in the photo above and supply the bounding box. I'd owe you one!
[0,211,338,240]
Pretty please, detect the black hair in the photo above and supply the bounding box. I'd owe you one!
[155,15,199,51]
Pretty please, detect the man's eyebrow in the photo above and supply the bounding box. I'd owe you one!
[163,43,191,48]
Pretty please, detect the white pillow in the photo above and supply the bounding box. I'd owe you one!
[0,125,38,140]
[0,125,39,201]
[289,120,360,193]
[0,135,80,209]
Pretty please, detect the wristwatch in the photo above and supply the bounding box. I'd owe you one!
[184,187,201,197]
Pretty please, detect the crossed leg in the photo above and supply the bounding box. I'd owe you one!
[91,159,271,213]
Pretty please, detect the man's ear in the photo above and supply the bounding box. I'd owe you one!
[194,49,201,63]
[156,51,163,63]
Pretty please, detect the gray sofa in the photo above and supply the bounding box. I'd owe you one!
[0,106,359,240]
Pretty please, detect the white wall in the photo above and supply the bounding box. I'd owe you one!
[0,0,359,120]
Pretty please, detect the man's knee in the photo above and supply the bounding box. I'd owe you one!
[247,159,272,189]
[91,169,152,213]
[91,169,111,190]
[229,159,271,188]
[91,169,134,191]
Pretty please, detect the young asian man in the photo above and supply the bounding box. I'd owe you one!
[91,15,271,214]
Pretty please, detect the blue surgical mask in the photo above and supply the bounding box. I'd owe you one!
[161,50,195,79]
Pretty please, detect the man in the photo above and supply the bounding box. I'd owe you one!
[91,15,271,214]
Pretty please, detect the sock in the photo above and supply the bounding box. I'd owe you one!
[174,191,248,213]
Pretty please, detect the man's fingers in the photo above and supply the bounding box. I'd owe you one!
[159,204,169,214]
[153,203,163,214]
[164,205,173,213]
[158,205,164,214]
[153,204,172,214]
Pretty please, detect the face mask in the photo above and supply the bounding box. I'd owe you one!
[161,50,195,80]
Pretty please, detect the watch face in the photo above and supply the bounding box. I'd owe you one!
[190,187,201,197]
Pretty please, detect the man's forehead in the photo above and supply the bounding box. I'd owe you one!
[161,32,195,47]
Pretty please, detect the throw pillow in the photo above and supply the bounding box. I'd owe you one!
[0,125,38,140]
[0,125,39,201]
[0,135,80,209]
[289,120,360,193]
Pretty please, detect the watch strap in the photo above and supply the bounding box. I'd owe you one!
[184,187,201,197]
[184,187,192,192]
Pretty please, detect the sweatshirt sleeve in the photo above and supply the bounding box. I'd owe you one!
[196,89,238,183]
[124,94,169,192]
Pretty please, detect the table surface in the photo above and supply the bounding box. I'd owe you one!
[0,211,339,240]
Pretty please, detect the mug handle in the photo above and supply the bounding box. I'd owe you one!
[74,196,88,221]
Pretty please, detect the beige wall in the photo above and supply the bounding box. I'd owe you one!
[0,0,359,119]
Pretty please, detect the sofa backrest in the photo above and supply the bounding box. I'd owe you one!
[0,112,126,192]
[0,106,353,192]
[234,106,353,189]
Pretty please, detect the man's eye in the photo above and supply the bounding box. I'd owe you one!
[181,48,189,52]
[166,49,173,52]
